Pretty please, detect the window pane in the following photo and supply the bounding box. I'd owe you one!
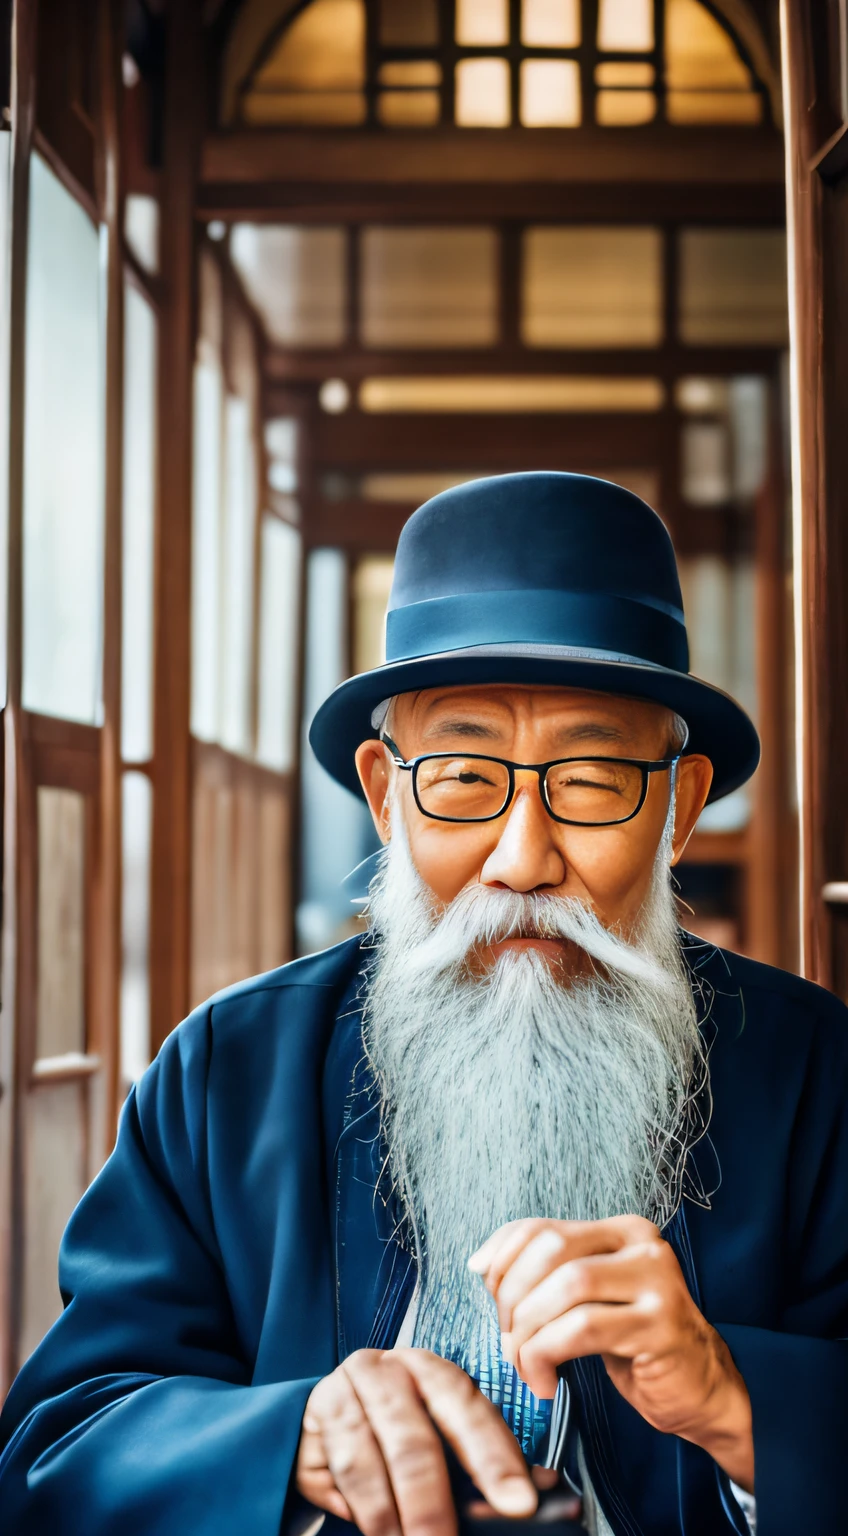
[682,419,732,504]
[37,787,87,1059]
[666,0,751,89]
[379,61,441,86]
[257,516,302,772]
[191,359,224,741]
[353,556,394,674]
[124,193,159,275]
[220,395,257,755]
[21,1080,87,1360]
[230,225,347,348]
[522,227,663,347]
[378,90,441,125]
[597,0,653,50]
[522,0,580,46]
[360,227,498,347]
[359,375,664,411]
[596,62,654,85]
[122,280,157,762]
[242,0,365,125]
[520,59,581,125]
[678,229,788,344]
[596,89,656,123]
[23,153,105,723]
[121,771,152,1085]
[456,0,508,45]
[265,416,299,495]
[379,0,439,45]
[455,58,511,126]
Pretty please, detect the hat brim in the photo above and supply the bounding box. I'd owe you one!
[308,644,760,805]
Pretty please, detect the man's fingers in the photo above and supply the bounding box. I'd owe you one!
[505,1243,670,1355]
[314,1359,406,1536]
[396,1349,537,1521]
[511,1302,655,1395]
[345,1351,458,1536]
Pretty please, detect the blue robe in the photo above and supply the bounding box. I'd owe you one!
[1,933,848,1535]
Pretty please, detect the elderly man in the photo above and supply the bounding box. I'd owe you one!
[1,474,847,1536]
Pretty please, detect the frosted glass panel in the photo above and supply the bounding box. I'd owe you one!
[257,517,302,772]
[455,58,511,125]
[456,0,508,44]
[679,230,788,344]
[520,60,581,125]
[230,225,346,347]
[361,227,498,347]
[191,359,224,742]
[359,374,663,411]
[379,0,439,45]
[353,555,394,675]
[522,0,579,46]
[220,395,257,755]
[124,194,159,275]
[522,227,663,347]
[122,281,157,762]
[242,0,366,125]
[37,787,86,1060]
[21,1080,87,1360]
[23,153,105,722]
[597,0,653,50]
[121,772,152,1085]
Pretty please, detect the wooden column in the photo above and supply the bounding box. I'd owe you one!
[149,0,202,1049]
[781,0,848,992]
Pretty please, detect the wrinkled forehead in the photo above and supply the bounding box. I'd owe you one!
[387,683,677,750]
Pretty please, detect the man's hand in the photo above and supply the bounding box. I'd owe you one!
[295,1347,538,1534]
[469,1215,754,1494]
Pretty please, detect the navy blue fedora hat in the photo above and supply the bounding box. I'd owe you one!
[309,472,760,804]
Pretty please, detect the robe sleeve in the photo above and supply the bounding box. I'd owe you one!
[0,1006,322,1535]
[712,991,848,1536]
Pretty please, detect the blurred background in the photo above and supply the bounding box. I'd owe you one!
[1,0,847,1388]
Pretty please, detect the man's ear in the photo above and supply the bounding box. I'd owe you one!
[670,755,714,866]
[355,739,393,844]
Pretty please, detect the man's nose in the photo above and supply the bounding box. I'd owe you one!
[479,776,566,892]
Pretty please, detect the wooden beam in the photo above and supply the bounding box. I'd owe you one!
[197,179,785,225]
[265,345,783,385]
[201,127,785,190]
[149,0,202,1050]
[307,409,664,472]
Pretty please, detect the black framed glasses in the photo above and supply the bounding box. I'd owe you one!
[381,733,686,827]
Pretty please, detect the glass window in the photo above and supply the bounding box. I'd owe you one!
[678,229,788,344]
[597,0,654,51]
[379,0,439,46]
[360,226,499,347]
[23,153,105,723]
[241,0,366,125]
[520,60,581,126]
[220,395,257,757]
[257,516,302,772]
[681,419,732,505]
[230,225,347,348]
[20,1080,87,1360]
[359,375,664,411]
[121,771,152,1085]
[353,555,395,675]
[265,417,299,495]
[122,280,157,762]
[456,0,509,45]
[190,357,224,742]
[596,89,656,124]
[522,0,580,47]
[36,787,87,1060]
[378,89,441,126]
[124,193,160,275]
[522,226,663,347]
[666,0,762,123]
[455,58,511,126]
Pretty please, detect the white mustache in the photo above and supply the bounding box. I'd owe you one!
[384,879,676,992]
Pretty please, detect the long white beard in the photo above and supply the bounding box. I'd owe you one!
[362,801,705,1369]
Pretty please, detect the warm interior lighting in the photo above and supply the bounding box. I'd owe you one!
[522,226,663,347]
[665,0,761,122]
[456,0,509,45]
[666,91,762,124]
[230,225,347,347]
[521,0,580,47]
[595,62,655,86]
[359,471,487,501]
[596,89,656,125]
[379,61,442,86]
[360,226,499,346]
[675,377,730,413]
[378,90,441,125]
[597,0,654,52]
[520,59,581,126]
[455,57,511,126]
[678,229,788,344]
[379,0,439,46]
[242,0,365,125]
[359,376,665,412]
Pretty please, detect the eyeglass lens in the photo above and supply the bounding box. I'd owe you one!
[414,756,646,825]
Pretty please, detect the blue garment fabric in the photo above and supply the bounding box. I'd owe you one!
[1,934,848,1534]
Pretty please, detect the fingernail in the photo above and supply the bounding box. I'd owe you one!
[495,1478,537,1517]
[467,1250,488,1274]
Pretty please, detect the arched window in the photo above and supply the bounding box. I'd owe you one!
[228,0,775,129]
